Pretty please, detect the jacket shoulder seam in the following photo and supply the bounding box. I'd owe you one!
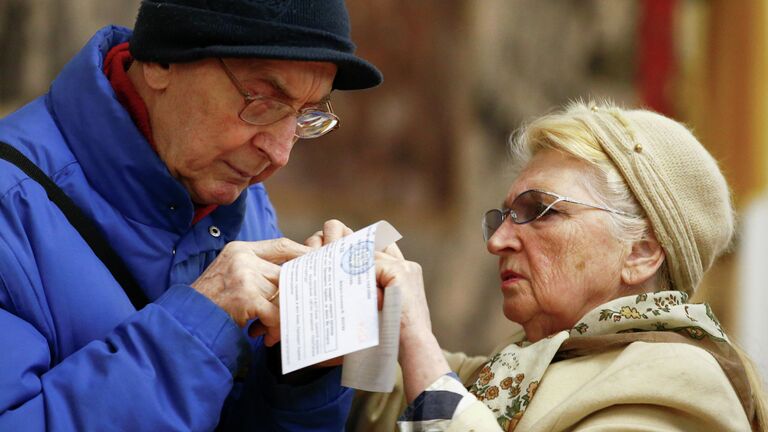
[0,159,80,203]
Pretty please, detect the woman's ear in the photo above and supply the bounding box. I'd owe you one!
[140,62,172,91]
[621,235,665,287]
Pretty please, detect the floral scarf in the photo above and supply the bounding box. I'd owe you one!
[468,291,727,431]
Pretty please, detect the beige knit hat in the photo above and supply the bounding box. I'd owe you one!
[571,103,734,295]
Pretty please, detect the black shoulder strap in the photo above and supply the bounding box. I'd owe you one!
[0,141,149,310]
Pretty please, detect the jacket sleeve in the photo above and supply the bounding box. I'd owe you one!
[397,373,499,431]
[347,350,489,432]
[0,283,245,431]
[216,335,354,431]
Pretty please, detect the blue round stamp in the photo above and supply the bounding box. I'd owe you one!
[341,241,375,275]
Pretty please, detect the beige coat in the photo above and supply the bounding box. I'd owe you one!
[348,337,751,431]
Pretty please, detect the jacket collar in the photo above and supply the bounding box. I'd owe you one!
[48,25,245,233]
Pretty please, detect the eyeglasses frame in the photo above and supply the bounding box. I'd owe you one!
[217,58,340,139]
[482,189,636,241]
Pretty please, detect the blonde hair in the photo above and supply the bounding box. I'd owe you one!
[734,344,768,431]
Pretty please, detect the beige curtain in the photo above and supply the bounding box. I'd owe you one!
[676,0,768,347]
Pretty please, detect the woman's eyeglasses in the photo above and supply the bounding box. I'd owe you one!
[481,189,635,241]
[218,58,339,139]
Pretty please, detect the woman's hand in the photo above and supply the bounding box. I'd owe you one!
[375,252,433,336]
[306,219,397,310]
[375,252,451,403]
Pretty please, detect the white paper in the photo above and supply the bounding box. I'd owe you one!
[279,221,401,375]
[341,285,401,392]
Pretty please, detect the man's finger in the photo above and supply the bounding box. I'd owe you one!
[264,326,281,347]
[248,320,267,338]
[305,231,324,248]
[313,356,344,368]
[247,238,313,264]
[252,261,281,286]
[322,219,347,245]
[254,299,281,328]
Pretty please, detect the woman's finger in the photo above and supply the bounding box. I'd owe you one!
[377,285,384,310]
[383,242,404,259]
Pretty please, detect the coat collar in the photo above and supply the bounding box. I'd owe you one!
[48,25,246,233]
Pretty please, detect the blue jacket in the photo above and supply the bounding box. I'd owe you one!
[0,26,352,431]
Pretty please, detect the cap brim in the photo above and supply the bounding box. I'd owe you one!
[162,45,383,90]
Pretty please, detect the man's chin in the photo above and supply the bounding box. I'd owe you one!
[192,183,246,206]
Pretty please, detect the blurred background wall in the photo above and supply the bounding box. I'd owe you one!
[1,0,766,377]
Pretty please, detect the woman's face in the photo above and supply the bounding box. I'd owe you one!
[487,149,631,342]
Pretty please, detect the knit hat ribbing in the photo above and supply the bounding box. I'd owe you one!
[129,0,382,90]
[575,104,733,294]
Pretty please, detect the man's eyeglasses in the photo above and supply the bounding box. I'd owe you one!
[217,58,340,139]
[482,189,635,241]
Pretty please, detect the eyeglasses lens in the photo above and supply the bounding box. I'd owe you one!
[240,101,338,139]
[240,99,293,126]
[482,191,560,240]
[512,190,558,224]
[482,209,504,242]
[296,111,338,138]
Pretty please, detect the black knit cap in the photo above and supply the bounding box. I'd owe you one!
[129,0,382,90]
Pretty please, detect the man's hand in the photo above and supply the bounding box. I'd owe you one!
[191,238,311,346]
[303,219,354,367]
[304,219,353,248]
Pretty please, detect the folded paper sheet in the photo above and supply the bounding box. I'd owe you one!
[279,221,402,391]
[341,284,401,392]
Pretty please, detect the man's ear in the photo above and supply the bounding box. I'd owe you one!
[621,235,665,287]
[141,62,172,91]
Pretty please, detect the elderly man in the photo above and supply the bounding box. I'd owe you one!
[0,1,380,430]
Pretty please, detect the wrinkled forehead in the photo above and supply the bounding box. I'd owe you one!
[505,149,597,207]
[225,57,337,100]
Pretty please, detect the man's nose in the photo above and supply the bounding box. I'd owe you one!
[257,116,298,167]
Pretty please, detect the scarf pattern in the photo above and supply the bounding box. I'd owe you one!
[468,291,727,431]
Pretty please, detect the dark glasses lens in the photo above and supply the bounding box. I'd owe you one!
[482,209,504,241]
[481,190,562,241]
[510,190,558,224]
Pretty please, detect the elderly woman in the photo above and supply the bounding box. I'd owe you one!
[348,102,765,431]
